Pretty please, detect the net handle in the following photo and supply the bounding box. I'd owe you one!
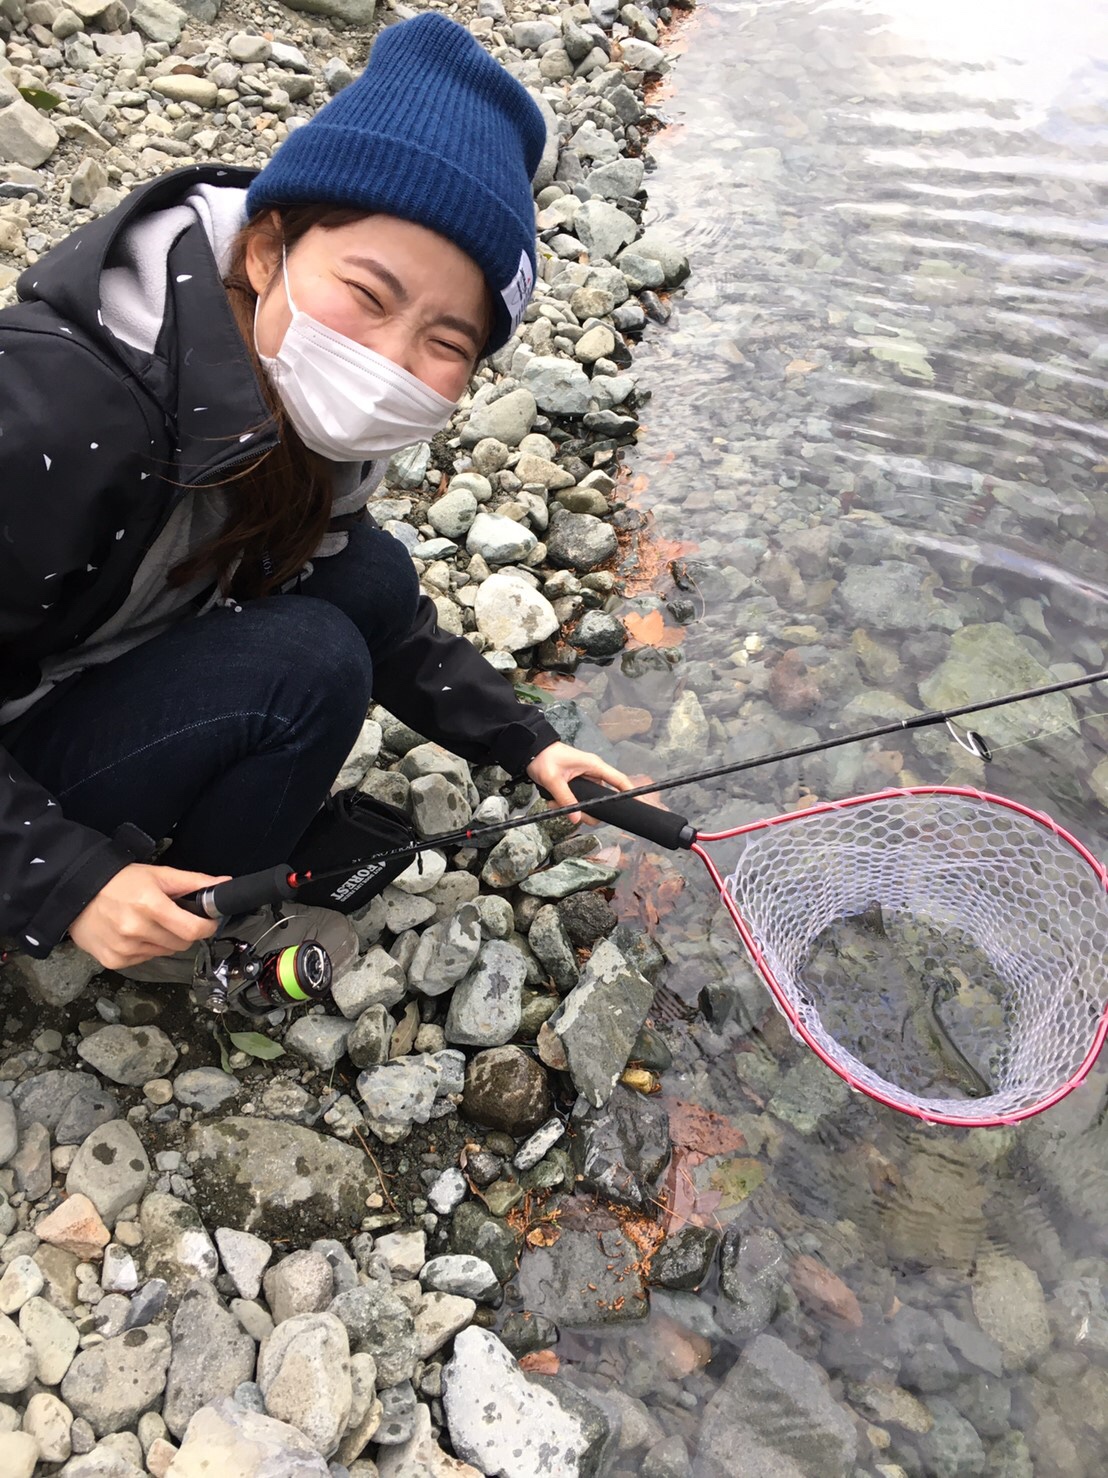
[692,785,1108,1127]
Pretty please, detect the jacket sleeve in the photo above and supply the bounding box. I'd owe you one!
[0,323,163,955]
[0,751,137,958]
[371,595,560,775]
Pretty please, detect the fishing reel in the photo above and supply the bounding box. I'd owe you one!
[190,928,333,1018]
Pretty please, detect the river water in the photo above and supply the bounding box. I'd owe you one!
[541,1,1108,1473]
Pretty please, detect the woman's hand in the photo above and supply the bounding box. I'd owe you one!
[526,741,633,824]
[68,863,232,972]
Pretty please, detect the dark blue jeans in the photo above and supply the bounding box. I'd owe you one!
[1,523,419,876]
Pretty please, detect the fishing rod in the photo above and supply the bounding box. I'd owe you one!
[181,663,1108,919]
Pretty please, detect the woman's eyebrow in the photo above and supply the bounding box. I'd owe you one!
[344,254,483,347]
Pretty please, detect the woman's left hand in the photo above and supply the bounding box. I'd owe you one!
[526,741,633,823]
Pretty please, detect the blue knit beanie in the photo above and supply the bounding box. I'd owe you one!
[246,13,546,354]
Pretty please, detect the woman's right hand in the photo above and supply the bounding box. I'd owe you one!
[68,862,232,971]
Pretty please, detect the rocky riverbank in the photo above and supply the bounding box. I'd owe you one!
[0,0,705,1472]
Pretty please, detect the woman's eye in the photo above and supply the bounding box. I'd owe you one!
[351,283,382,307]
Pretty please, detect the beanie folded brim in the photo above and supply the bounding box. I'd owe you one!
[248,125,535,353]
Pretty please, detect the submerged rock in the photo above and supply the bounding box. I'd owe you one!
[547,939,655,1107]
[570,1087,671,1210]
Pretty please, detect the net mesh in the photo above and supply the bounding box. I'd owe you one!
[722,790,1108,1121]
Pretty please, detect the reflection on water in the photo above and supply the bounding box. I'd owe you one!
[545,0,1108,1471]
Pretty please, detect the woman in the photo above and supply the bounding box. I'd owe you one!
[0,13,631,981]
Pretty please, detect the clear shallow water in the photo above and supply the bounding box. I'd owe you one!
[540,1,1108,1471]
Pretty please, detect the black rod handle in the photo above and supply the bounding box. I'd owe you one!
[569,779,695,851]
[178,865,297,920]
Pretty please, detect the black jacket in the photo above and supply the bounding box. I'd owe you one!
[0,165,557,958]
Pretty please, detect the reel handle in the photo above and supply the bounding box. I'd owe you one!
[568,779,696,851]
[178,865,297,920]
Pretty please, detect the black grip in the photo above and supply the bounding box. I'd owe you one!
[569,779,695,851]
[178,865,297,920]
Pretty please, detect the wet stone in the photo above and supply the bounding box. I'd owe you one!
[517,1224,648,1328]
[449,1204,520,1288]
[651,1225,720,1292]
[549,939,655,1107]
[461,1046,552,1136]
[716,1226,788,1341]
[570,1086,671,1210]
[499,1309,558,1358]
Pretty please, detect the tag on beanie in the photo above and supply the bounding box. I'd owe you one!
[501,250,534,338]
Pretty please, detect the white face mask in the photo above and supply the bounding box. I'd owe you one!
[255,251,459,462]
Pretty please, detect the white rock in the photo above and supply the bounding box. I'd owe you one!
[391,849,447,896]
[0,1257,43,1315]
[444,1327,598,1477]
[413,1292,476,1361]
[465,511,538,566]
[257,1312,352,1458]
[374,1230,426,1281]
[215,1227,272,1301]
[166,1395,329,1476]
[0,1312,35,1395]
[473,573,559,651]
[19,1297,79,1385]
[0,1430,38,1478]
[378,1400,481,1476]
[23,1390,71,1462]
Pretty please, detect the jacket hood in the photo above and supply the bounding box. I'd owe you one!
[16,165,277,488]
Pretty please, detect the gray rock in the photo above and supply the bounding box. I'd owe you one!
[548,939,655,1108]
[574,199,638,261]
[330,1285,416,1389]
[356,1056,442,1142]
[12,1070,98,1132]
[696,1334,857,1478]
[617,37,668,72]
[0,1257,42,1315]
[970,1255,1051,1371]
[130,0,185,42]
[444,939,526,1048]
[545,508,618,572]
[513,1117,565,1172]
[462,1045,552,1136]
[346,1004,393,1070]
[65,1121,150,1229]
[570,1086,670,1209]
[55,1086,120,1146]
[77,1026,177,1086]
[275,0,375,21]
[385,442,429,487]
[420,1255,499,1304]
[480,825,551,888]
[466,511,538,566]
[215,1227,273,1301]
[0,81,59,169]
[263,1250,334,1326]
[172,1067,240,1113]
[8,942,96,1008]
[374,1229,426,1281]
[409,774,472,839]
[517,1222,648,1329]
[519,858,621,901]
[332,947,407,1019]
[257,1311,351,1458]
[520,356,593,417]
[10,1121,50,1200]
[138,1195,218,1296]
[512,17,558,47]
[163,1281,256,1439]
[19,1296,78,1385]
[586,157,645,201]
[188,1119,377,1241]
[61,1326,171,1437]
[167,1396,329,1476]
[716,1226,787,1340]
[473,573,559,651]
[461,386,537,447]
[284,1015,351,1071]
[651,1226,719,1292]
[919,623,1075,748]
[428,488,478,540]
[0,1312,35,1395]
[915,1395,987,1478]
[626,228,689,288]
[409,903,482,997]
[571,611,626,657]
[642,1435,692,1478]
[427,1167,468,1215]
[527,906,579,991]
[375,1377,417,1446]
[0,1100,17,1166]
[444,1327,608,1474]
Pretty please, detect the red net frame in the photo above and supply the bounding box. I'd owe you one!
[691,786,1108,1126]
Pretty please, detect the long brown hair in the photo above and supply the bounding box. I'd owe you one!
[168,204,369,600]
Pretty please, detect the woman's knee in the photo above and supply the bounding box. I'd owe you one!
[235,595,374,724]
[299,523,420,655]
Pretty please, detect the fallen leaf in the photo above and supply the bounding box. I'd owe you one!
[519,1350,560,1375]
[622,610,685,650]
[388,1001,420,1059]
[666,1100,747,1156]
[226,1030,284,1061]
[785,358,819,376]
[612,851,685,933]
[708,1157,766,1207]
[597,705,654,742]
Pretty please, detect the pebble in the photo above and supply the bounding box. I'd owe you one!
[35,1195,110,1260]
